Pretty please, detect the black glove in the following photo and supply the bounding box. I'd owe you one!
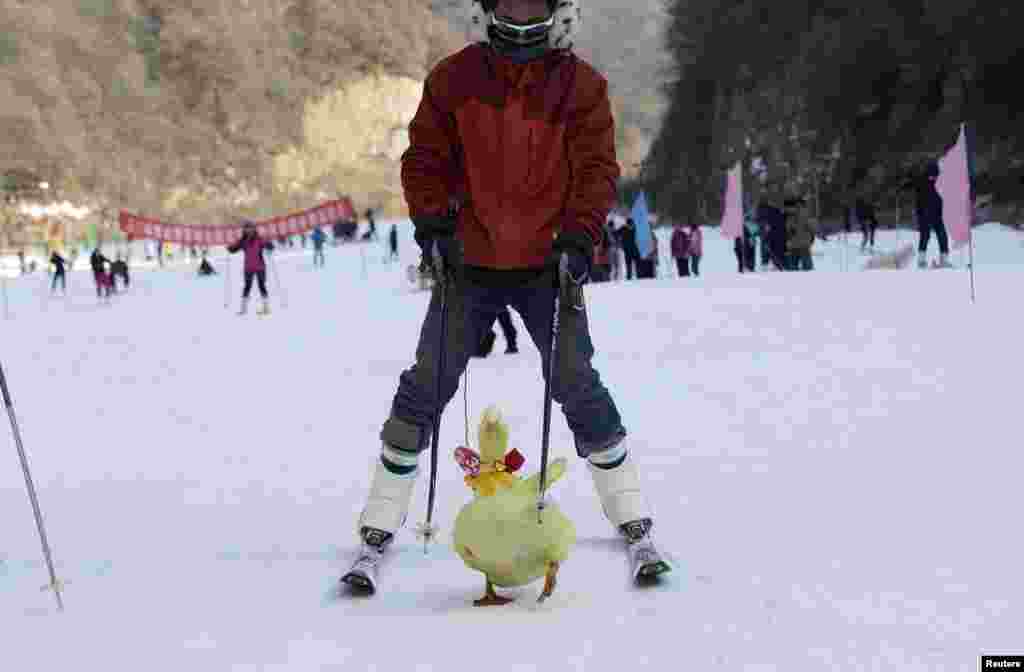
[413,215,459,274]
[551,230,593,285]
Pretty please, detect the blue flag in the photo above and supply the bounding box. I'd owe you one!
[631,191,653,258]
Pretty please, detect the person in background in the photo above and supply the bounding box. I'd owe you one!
[198,255,217,276]
[784,197,816,271]
[856,196,878,251]
[670,221,691,278]
[111,256,130,290]
[227,221,275,315]
[89,247,112,300]
[687,222,703,277]
[311,226,327,268]
[50,250,67,294]
[915,163,951,268]
[605,218,621,281]
[388,223,399,262]
[617,218,640,280]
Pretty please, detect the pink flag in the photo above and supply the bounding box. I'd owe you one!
[936,124,972,246]
[720,162,744,239]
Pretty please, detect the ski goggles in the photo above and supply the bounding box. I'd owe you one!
[490,13,555,46]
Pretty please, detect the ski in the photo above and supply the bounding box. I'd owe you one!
[339,529,393,595]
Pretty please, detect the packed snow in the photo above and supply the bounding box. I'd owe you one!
[2,222,1022,670]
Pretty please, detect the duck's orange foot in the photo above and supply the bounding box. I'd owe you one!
[537,560,560,603]
[474,580,514,606]
[473,592,515,607]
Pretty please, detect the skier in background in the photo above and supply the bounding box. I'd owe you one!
[915,163,951,268]
[227,221,274,315]
[362,208,378,241]
[856,196,878,251]
[89,247,112,300]
[670,221,691,277]
[687,222,703,277]
[388,224,399,262]
[111,256,130,290]
[311,226,327,268]
[197,256,217,276]
[49,250,67,294]
[344,0,668,594]
[617,218,640,280]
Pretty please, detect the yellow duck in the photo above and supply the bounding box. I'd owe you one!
[453,406,576,606]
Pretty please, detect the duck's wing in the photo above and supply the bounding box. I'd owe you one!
[515,457,568,496]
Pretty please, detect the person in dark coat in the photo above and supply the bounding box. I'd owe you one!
[111,256,129,290]
[50,250,67,294]
[198,256,217,276]
[757,200,788,271]
[89,248,112,299]
[916,163,950,268]
[617,218,641,280]
[311,227,327,267]
[227,221,274,315]
[388,224,399,262]
[856,197,878,250]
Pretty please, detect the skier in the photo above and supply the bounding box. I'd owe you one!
[617,218,640,280]
[311,226,327,268]
[687,222,703,277]
[226,221,274,315]
[388,224,399,262]
[89,247,112,300]
[362,208,377,241]
[49,250,67,294]
[111,256,130,290]
[197,256,217,276]
[916,163,951,268]
[343,0,669,594]
[670,221,691,277]
[856,197,878,251]
[785,197,816,271]
[474,306,519,357]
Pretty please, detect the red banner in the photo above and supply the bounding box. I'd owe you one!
[118,197,356,244]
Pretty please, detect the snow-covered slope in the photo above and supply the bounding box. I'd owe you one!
[2,222,1021,670]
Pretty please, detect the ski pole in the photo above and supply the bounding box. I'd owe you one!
[223,253,231,310]
[420,241,449,551]
[1,360,64,611]
[537,254,568,523]
[269,252,287,309]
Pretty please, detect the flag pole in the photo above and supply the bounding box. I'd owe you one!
[968,227,975,303]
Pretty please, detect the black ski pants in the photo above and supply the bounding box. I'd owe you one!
[675,257,690,277]
[918,220,949,255]
[861,216,878,248]
[242,270,268,298]
[381,270,625,460]
[51,269,66,292]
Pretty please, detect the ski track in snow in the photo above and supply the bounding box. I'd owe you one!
[2,223,1022,670]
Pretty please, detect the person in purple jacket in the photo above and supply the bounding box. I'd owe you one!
[227,221,274,315]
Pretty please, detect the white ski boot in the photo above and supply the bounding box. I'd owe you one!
[341,457,418,594]
[257,297,270,316]
[588,452,672,582]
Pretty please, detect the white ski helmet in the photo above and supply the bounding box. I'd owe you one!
[468,0,582,51]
